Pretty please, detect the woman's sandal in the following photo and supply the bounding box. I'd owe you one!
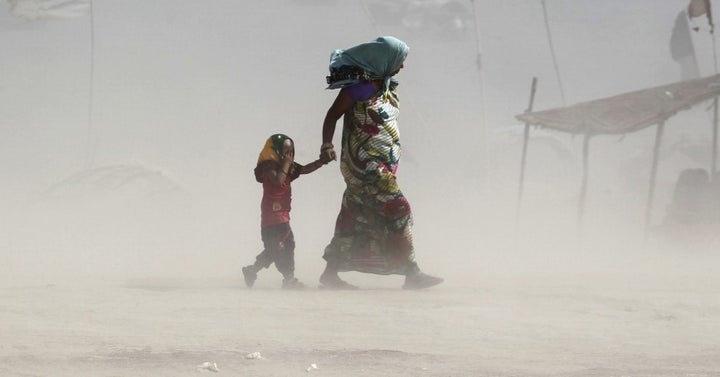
[319,274,359,290]
[402,272,444,290]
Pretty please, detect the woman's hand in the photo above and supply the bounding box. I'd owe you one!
[320,143,336,162]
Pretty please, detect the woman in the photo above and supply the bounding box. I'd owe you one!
[319,36,443,290]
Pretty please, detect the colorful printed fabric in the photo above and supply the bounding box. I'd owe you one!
[257,160,300,227]
[323,87,419,275]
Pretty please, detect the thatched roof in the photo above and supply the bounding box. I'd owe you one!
[516,74,720,135]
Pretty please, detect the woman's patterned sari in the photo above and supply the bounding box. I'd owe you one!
[323,89,419,275]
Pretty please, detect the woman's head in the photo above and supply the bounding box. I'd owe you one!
[390,63,404,76]
[327,36,409,89]
[367,36,409,78]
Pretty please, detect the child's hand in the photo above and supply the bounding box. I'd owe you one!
[320,145,336,162]
[281,150,294,163]
[280,141,295,163]
[319,151,332,165]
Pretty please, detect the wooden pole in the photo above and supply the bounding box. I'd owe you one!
[469,0,488,186]
[516,77,538,220]
[645,121,666,231]
[84,0,96,169]
[541,0,566,105]
[577,128,591,224]
[712,96,718,179]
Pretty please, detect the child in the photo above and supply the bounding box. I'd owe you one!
[242,134,329,289]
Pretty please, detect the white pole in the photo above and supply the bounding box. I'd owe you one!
[645,121,666,233]
[84,0,95,169]
[541,0,566,106]
[470,0,488,184]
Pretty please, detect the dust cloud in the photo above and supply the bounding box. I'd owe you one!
[1,1,719,376]
[1,0,716,286]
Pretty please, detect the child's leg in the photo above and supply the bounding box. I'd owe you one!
[273,224,296,280]
[242,224,288,288]
[274,225,305,289]
[246,223,288,272]
[247,248,274,272]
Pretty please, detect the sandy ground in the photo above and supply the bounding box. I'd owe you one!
[2,269,719,377]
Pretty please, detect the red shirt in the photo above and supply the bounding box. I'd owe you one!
[257,161,301,227]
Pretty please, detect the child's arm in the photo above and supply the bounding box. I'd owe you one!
[299,158,328,175]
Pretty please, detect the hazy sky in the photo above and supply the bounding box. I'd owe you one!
[1,1,713,188]
[1,1,712,182]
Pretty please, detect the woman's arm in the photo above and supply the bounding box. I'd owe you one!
[321,89,355,161]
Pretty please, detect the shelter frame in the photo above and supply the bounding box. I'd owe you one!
[515,74,720,231]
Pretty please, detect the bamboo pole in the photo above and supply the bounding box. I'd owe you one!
[712,96,718,179]
[541,0,566,105]
[577,128,591,224]
[470,0,488,187]
[516,77,538,221]
[645,121,666,232]
[84,0,96,169]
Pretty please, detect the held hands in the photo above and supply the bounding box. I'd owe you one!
[320,142,336,163]
[319,150,333,165]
